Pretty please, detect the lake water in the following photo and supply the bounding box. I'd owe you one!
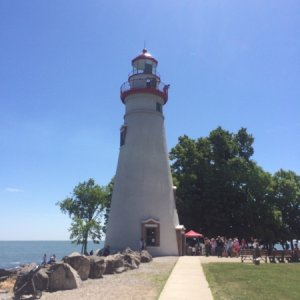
[0,240,104,269]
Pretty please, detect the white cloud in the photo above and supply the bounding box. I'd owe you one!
[5,187,24,193]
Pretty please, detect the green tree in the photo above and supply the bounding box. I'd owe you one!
[272,170,300,241]
[57,178,110,254]
[102,178,114,233]
[170,127,281,241]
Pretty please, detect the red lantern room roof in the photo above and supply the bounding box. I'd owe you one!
[131,48,158,65]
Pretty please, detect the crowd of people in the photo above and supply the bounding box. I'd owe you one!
[202,236,246,257]
[186,236,300,259]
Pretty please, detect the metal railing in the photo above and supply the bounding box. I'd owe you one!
[121,78,168,93]
[120,78,169,102]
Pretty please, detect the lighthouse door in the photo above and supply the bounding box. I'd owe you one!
[146,228,157,246]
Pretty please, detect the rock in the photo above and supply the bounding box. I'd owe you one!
[17,263,37,276]
[63,252,90,281]
[140,250,152,263]
[104,254,125,274]
[88,256,106,279]
[0,276,8,282]
[33,267,49,291]
[121,248,141,270]
[13,264,41,296]
[0,269,17,277]
[115,266,127,273]
[48,262,81,291]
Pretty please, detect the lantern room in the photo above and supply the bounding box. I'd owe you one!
[120,49,169,104]
[131,48,158,75]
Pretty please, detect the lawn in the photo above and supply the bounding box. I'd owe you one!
[202,263,300,300]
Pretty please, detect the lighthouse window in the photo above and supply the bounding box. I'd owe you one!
[156,102,162,113]
[144,63,152,74]
[120,125,127,146]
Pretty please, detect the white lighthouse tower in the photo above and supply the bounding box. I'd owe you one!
[105,49,182,256]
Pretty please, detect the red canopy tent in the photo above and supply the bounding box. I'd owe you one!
[185,230,203,238]
[185,230,203,255]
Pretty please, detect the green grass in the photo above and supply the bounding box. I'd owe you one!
[202,263,300,300]
[153,272,172,294]
[151,260,177,295]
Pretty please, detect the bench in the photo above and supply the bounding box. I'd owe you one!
[240,249,268,263]
[269,250,285,263]
[260,249,269,263]
[284,250,293,262]
[240,249,254,262]
[268,250,296,263]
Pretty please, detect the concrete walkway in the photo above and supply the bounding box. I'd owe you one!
[159,256,213,300]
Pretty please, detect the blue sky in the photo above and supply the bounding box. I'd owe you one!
[1,0,299,240]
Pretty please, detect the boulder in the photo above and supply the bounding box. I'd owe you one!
[104,254,125,274]
[13,264,41,296]
[0,268,17,277]
[33,267,49,291]
[17,263,37,276]
[140,250,152,263]
[63,252,90,281]
[121,248,141,270]
[88,256,106,279]
[115,266,127,274]
[48,262,81,291]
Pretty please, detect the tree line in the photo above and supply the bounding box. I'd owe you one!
[170,127,300,243]
[58,127,300,252]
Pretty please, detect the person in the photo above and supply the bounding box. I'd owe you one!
[48,254,56,264]
[204,238,211,257]
[253,243,261,265]
[103,245,110,256]
[241,238,247,249]
[253,243,261,259]
[252,239,259,249]
[42,254,47,265]
[211,238,217,256]
[285,241,290,250]
[140,238,146,251]
[233,238,240,257]
[226,238,233,257]
[292,244,299,262]
[216,236,224,257]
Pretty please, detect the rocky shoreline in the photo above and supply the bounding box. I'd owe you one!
[0,249,177,300]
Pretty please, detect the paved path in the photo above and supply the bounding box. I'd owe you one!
[158,256,213,300]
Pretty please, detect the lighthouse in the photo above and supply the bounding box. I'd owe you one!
[105,49,183,256]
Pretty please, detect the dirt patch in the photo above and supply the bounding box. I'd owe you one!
[0,277,15,291]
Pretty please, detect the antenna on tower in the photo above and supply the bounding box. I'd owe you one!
[143,40,146,50]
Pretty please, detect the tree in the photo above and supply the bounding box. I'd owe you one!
[57,178,110,254]
[102,178,114,233]
[170,127,282,241]
[272,170,300,241]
